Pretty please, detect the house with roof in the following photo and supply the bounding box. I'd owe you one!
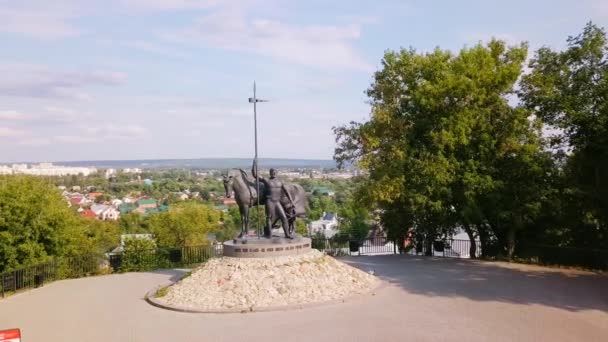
[100,207,120,220]
[87,192,104,201]
[81,209,97,219]
[137,198,157,209]
[91,204,110,216]
[309,212,340,238]
[70,196,84,206]
[118,203,136,214]
[122,196,136,204]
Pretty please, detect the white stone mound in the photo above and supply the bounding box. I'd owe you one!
[159,249,379,311]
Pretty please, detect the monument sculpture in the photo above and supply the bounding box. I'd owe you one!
[145,82,379,313]
[222,164,307,240]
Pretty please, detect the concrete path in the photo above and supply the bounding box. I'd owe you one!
[0,255,606,342]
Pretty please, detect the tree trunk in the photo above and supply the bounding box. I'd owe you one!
[424,235,433,256]
[463,224,477,259]
[478,224,490,258]
[506,227,516,260]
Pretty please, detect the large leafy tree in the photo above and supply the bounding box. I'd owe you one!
[335,40,549,258]
[0,176,85,271]
[147,202,220,247]
[520,22,608,248]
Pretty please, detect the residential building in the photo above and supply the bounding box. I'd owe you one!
[137,198,157,209]
[91,204,110,216]
[100,207,120,220]
[122,168,142,174]
[81,209,97,219]
[88,192,104,201]
[309,212,340,238]
[118,203,136,215]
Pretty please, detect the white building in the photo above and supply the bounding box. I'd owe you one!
[122,168,142,174]
[100,207,120,221]
[4,163,97,176]
[105,169,117,179]
[309,212,340,238]
[0,166,13,175]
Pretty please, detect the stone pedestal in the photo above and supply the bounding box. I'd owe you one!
[223,234,311,258]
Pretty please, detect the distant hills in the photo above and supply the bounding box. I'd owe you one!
[48,158,338,170]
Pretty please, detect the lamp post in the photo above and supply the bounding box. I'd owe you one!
[248,81,268,238]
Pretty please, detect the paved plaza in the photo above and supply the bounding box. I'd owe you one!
[0,255,606,342]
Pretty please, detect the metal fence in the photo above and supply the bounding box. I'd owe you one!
[311,237,481,259]
[406,239,481,259]
[311,237,399,256]
[108,244,222,272]
[0,255,104,298]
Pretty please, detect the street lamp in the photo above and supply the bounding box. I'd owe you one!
[248,81,268,238]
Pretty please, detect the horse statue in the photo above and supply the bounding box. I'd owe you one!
[223,168,307,238]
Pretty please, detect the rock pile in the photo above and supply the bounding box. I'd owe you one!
[159,249,378,311]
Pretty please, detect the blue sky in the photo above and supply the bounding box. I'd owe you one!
[0,0,606,162]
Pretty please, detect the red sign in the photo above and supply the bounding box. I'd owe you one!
[0,329,21,342]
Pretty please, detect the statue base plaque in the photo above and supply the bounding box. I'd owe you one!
[223,234,311,258]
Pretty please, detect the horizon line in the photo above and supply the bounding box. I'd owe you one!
[1,156,336,165]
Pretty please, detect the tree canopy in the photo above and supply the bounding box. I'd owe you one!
[335,39,556,258]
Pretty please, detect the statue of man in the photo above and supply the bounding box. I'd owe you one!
[252,160,294,239]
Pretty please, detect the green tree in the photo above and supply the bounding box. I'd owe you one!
[95,194,112,203]
[147,202,220,247]
[120,237,157,272]
[119,213,148,234]
[334,40,548,258]
[0,176,84,271]
[520,22,608,248]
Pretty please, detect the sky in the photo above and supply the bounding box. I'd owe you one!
[0,0,607,162]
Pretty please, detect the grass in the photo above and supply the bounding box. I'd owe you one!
[154,285,170,298]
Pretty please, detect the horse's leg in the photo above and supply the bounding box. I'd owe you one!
[238,205,247,238]
[243,205,249,236]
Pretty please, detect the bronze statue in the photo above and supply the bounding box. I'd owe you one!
[252,160,294,238]
[223,167,308,239]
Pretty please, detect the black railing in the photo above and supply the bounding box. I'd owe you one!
[0,255,105,298]
[109,244,222,272]
[311,237,398,256]
[311,237,481,259]
[516,244,608,270]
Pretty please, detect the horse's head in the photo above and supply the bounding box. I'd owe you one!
[222,175,233,198]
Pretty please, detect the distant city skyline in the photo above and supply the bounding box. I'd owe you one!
[0,157,338,170]
[0,0,606,162]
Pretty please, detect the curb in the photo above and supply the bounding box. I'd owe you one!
[145,281,387,314]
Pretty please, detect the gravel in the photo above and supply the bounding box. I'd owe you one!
[159,250,379,311]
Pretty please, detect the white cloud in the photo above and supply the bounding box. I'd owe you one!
[125,40,189,59]
[0,110,24,120]
[118,0,221,11]
[0,127,25,137]
[594,0,608,16]
[83,124,148,139]
[162,10,372,71]
[0,6,80,40]
[0,63,126,100]
[54,135,97,143]
[18,138,52,146]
